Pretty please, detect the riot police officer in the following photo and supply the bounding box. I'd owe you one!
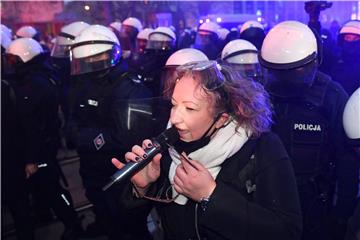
[130,26,177,97]
[1,24,12,78]
[126,28,154,75]
[218,27,230,50]
[193,21,221,60]
[50,21,90,121]
[1,24,12,46]
[1,28,35,240]
[5,38,83,240]
[67,24,154,240]
[108,20,122,41]
[136,28,154,54]
[177,27,196,50]
[342,87,360,240]
[259,21,359,240]
[221,39,264,84]
[330,20,360,95]
[239,20,266,51]
[119,17,143,60]
[16,25,50,52]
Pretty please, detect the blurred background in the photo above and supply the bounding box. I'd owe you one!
[1,1,359,46]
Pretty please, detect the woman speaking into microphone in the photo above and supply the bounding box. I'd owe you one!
[112,61,302,240]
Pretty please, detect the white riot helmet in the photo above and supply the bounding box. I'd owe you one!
[338,20,360,61]
[137,28,154,40]
[136,28,154,53]
[109,21,122,33]
[162,48,209,97]
[146,26,176,51]
[6,38,43,63]
[259,21,318,97]
[221,39,263,83]
[70,24,121,75]
[222,39,258,64]
[165,48,208,67]
[218,28,230,41]
[51,21,90,58]
[343,87,360,143]
[122,17,142,32]
[16,25,38,39]
[339,20,360,36]
[1,24,12,40]
[199,22,220,35]
[259,21,317,69]
[1,30,12,50]
[240,20,264,34]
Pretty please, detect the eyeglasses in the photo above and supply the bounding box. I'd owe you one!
[133,183,179,204]
[175,60,226,91]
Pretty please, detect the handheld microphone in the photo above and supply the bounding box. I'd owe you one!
[103,127,179,191]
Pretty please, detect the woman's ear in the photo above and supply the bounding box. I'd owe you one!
[215,112,230,129]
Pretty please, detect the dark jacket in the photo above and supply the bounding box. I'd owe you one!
[271,72,359,225]
[11,54,60,165]
[121,132,302,240]
[66,64,154,187]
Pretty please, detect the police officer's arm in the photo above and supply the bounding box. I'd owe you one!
[17,80,55,179]
[198,133,302,240]
[330,83,359,222]
[17,88,44,166]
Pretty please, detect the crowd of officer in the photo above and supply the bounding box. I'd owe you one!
[1,7,359,240]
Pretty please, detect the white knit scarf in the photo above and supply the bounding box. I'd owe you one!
[168,120,249,205]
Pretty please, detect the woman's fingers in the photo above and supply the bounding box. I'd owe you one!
[111,158,124,169]
[150,153,162,166]
[132,145,147,158]
[124,151,142,163]
[173,183,183,194]
[174,175,184,188]
[142,139,153,149]
[176,164,188,180]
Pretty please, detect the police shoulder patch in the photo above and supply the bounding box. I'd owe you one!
[93,133,105,150]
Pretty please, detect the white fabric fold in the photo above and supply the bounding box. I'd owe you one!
[168,120,249,205]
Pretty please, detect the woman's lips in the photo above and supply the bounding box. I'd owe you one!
[177,129,188,137]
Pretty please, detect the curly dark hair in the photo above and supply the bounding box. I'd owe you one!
[215,64,272,137]
[164,61,273,137]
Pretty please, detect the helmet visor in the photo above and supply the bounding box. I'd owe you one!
[264,61,317,98]
[194,31,218,46]
[136,38,147,53]
[227,63,264,83]
[70,44,121,75]
[146,40,175,51]
[51,43,72,58]
[119,25,138,51]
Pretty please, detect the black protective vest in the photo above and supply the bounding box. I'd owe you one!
[271,73,333,181]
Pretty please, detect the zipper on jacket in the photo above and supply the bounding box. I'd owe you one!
[195,203,201,240]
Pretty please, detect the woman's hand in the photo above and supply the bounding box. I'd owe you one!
[173,154,216,202]
[25,163,38,179]
[112,139,162,189]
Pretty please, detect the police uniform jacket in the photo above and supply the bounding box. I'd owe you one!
[120,132,303,240]
[271,71,359,226]
[67,64,153,188]
[11,54,60,165]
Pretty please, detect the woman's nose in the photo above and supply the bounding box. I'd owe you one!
[170,107,182,125]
